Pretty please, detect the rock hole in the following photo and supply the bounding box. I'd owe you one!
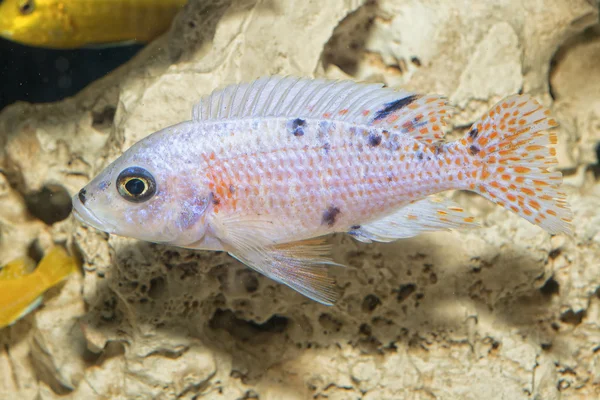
[209,309,289,342]
[361,294,381,312]
[541,342,552,351]
[91,105,116,132]
[147,276,166,299]
[559,309,585,325]
[318,313,343,334]
[540,277,560,296]
[236,269,259,293]
[592,142,600,180]
[25,184,72,225]
[549,248,562,259]
[321,1,378,75]
[394,283,416,302]
[27,239,44,264]
[177,262,199,280]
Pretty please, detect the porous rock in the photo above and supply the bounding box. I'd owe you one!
[0,0,599,399]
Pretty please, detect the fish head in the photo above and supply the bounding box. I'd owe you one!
[0,0,62,47]
[72,128,214,247]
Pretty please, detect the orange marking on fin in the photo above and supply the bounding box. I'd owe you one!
[480,169,490,180]
[362,110,370,116]
[489,181,500,188]
[338,109,349,115]
[547,209,557,216]
[506,194,517,202]
[549,148,557,156]
[323,112,331,118]
[510,205,519,212]
[514,166,531,174]
[437,210,448,216]
[520,187,535,196]
[463,217,475,223]
[457,171,464,180]
[501,174,511,181]
[526,145,543,151]
[528,199,541,210]
[549,134,558,144]
[407,215,418,220]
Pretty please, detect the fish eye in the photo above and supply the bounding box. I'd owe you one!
[116,167,156,203]
[18,0,35,15]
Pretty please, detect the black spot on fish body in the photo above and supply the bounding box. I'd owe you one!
[350,225,361,230]
[323,143,331,153]
[367,132,382,147]
[287,118,306,137]
[468,145,480,156]
[210,192,220,206]
[417,152,424,160]
[468,127,479,140]
[322,205,341,227]
[78,188,87,205]
[373,95,419,122]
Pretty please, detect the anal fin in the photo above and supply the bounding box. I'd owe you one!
[349,195,478,243]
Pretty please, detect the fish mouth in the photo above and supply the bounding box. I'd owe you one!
[71,196,116,234]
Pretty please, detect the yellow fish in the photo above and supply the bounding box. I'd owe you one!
[0,0,188,49]
[0,246,78,328]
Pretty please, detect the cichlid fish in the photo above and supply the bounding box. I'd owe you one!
[0,0,187,49]
[0,246,78,328]
[72,76,573,305]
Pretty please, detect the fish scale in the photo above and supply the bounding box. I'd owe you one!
[72,76,573,305]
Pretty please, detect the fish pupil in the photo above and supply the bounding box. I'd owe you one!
[126,179,146,196]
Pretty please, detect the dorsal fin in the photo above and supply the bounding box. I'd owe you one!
[192,76,452,142]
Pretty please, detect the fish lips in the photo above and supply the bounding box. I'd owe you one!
[71,195,116,234]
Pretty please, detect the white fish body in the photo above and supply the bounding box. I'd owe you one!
[72,76,572,305]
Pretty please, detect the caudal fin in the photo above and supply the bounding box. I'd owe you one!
[461,94,573,235]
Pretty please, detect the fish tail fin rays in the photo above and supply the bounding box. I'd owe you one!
[348,196,478,243]
[461,95,573,235]
[34,247,79,288]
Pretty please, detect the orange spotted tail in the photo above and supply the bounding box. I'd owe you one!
[461,95,572,235]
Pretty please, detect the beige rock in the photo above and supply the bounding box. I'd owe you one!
[1,0,599,399]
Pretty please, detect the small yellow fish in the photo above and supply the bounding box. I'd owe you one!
[72,76,573,305]
[0,246,78,328]
[0,0,187,49]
